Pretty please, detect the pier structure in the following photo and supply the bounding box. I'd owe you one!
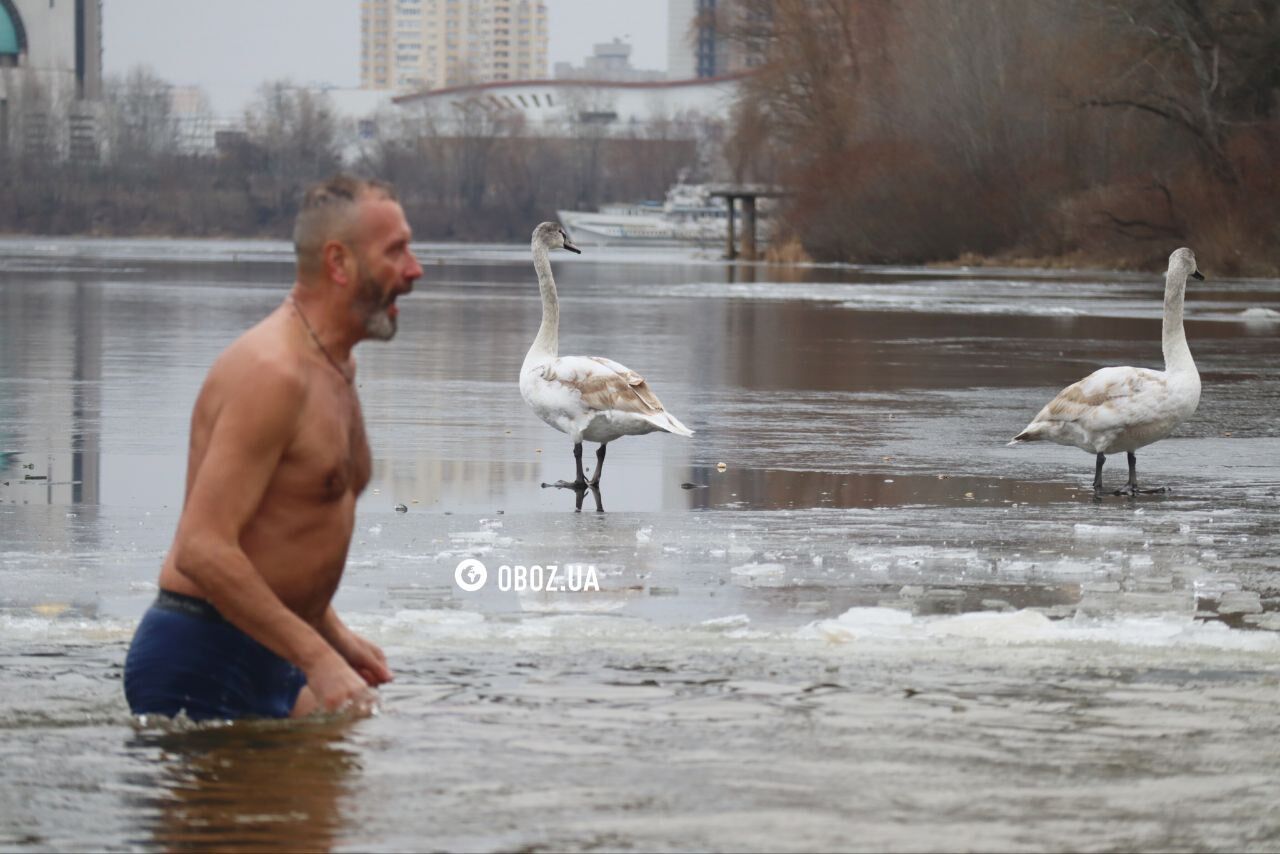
[707,184,788,261]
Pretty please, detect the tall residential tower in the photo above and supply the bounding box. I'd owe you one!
[361,0,548,93]
[667,0,766,80]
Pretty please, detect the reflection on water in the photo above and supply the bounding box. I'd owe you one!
[686,466,1087,508]
[0,281,103,505]
[128,722,357,852]
[4,238,1280,516]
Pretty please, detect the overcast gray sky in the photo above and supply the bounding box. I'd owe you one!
[103,0,669,114]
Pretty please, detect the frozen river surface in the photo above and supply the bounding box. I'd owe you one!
[2,238,1279,851]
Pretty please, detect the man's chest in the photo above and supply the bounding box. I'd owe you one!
[287,390,372,501]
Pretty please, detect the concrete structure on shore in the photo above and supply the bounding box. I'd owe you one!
[393,73,745,137]
[0,0,101,99]
[0,0,102,160]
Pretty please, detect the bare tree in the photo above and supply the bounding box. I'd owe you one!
[244,81,341,222]
[245,82,339,181]
[103,66,177,165]
[1082,0,1280,184]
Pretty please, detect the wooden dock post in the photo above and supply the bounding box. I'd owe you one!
[725,197,737,260]
[742,196,757,261]
[708,184,787,261]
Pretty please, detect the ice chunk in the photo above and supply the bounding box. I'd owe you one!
[1073,523,1142,539]
[701,614,751,630]
[730,563,786,577]
[1217,591,1263,615]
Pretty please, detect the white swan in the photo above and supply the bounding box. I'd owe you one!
[1008,247,1205,495]
[520,222,693,489]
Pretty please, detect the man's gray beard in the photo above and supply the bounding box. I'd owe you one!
[358,268,397,341]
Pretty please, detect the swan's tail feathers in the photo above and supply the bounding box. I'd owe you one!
[1007,425,1042,446]
[654,411,694,437]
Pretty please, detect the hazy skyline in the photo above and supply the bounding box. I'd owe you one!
[102,0,670,114]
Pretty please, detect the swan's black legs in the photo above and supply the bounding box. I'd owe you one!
[1093,453,1105,495]
[533,441,606,510]
[549,443,589,491]
[590,444,607,487]
[1113,450,1167,496]
[1113,452,1138,495]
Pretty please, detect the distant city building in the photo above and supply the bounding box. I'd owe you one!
[361,0,548,93]
[554,38,665,83]
[167,85,241,156]
[0,0,103,160]
[667,0,713,79]
[141,82,395,159]
[666,0,766,80]
[0,0,101,98]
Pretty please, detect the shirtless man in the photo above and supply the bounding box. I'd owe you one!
[124,175,422,720]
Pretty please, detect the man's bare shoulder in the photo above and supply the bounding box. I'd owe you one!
[199,310,309,418]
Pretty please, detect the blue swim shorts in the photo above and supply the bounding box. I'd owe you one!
[124,590,307,721]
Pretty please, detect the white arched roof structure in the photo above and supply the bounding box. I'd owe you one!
[392,73,748,137]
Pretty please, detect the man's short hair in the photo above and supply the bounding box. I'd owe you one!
[293,174,398,273]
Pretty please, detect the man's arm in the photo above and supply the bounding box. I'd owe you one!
[171,359,371,713]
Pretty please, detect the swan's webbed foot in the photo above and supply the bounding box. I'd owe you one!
[540,442,590,491]
[1112,452,1164,496]
[546,478,589,491]
[539,445,605,508]
[1112,483,1166,496]
[550,481,602,513]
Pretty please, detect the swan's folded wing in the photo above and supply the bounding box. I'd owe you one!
[1035,367,1168,431]
[538,355,667,415]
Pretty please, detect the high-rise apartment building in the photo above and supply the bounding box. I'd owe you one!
[361,0,548,93]
[667,0,766,80]
[667,0,717,80]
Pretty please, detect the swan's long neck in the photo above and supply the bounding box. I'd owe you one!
[525,241,559,367]
[1161,269,1195,374]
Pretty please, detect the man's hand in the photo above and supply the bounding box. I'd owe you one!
[322,608,393,687]
[338,630,393,687]
[304,650,379,715]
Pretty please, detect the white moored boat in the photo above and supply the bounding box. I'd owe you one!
[557,183,737,246]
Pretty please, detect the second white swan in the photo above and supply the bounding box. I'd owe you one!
[520,222,693,489]
[1009,247,1205,495]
